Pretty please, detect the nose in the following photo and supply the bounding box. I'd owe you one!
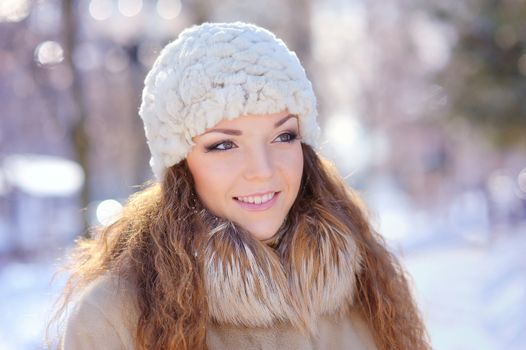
[243,144,274,181]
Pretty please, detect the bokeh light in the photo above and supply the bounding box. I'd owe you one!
[0,0,31,23]
[156,0,181,20]
[324,114,372,173]
[89,0,113,21]
[118,0,142,17]
[409,14,454,72]
[34,40,64,65]
[96,199,123,226]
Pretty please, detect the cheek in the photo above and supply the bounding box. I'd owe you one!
[277,145,304,195]
[187,155,233,213]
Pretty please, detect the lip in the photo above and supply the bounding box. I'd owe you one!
[233,191,280,212]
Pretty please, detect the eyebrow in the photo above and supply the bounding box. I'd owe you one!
[202,114,298,136]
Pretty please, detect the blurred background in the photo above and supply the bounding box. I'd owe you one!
[1,0,525,349]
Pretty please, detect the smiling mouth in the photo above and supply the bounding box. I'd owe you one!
[234,191,277,204]
[233,191,280,211]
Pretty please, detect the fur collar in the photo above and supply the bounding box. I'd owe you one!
[197,211,362,333]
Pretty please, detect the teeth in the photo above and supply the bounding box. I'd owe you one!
[237,192,275,204]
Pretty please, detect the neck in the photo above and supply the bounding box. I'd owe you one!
[260,226,287,249]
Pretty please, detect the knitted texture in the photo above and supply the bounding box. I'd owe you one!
[139,22,320,181]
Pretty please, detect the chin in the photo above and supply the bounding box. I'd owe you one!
[244,223,280,241]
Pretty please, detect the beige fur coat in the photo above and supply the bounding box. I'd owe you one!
[62,222,378,349]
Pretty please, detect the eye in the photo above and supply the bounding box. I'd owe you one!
[205,140,237,152]
[274,131,298,143]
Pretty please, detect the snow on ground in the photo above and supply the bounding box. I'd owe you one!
[0,259,67,350]
[367,176,526,349]
[404,233,526,350]
[0,231,525,349]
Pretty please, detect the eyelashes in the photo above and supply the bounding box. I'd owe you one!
[205,140,236,152]
[205,131,299,153]
[274,132,298,143]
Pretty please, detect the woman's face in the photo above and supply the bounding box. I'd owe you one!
[187,111,304,240]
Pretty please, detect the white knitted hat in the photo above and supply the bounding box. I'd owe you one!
[139,22,320,181]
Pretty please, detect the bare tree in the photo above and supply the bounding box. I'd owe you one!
[62,0,90,236]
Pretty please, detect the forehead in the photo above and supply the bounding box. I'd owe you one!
[212,111,295,129]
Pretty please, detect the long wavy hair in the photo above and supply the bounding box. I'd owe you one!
[48,144,431,350]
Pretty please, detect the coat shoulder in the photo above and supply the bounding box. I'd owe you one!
[78,272,138,318]
[62,272,139,350]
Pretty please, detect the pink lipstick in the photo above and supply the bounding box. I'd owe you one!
[233,191,280,211]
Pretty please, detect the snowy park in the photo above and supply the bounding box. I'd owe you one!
[2,0,526,349]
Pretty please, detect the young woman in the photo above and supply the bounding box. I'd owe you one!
[50,22,431,350]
